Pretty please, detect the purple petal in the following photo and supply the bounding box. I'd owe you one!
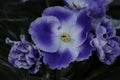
[28,48,40,59]
[15,60,31,69]
[91,38,106,60]
[101,44,120,65]
[15,43,29,53]
[87,0,105,18]
[101,54,116,65]
[8,57,16,67]
[42,6,76,24]
[88,6,105,18]
[75,9,93,45]
[100,18,116,37]
[29,67,37,74]
[76,34,94,61]
[25,56,34,65]
[29,16,61,53]
[28,64,40,74]
[96,26,108,41]
[101,38,120,65]
[42,47,79,69]
[9,47,20,59]
[108,38,120,55]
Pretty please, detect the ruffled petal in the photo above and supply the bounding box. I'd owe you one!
[42,6,76,25]
[100,18,116,37]
[91,38,106,60]
[99,37,120,65]
[42,44,79,69]
[73,9,93,45]
[76,34,94,61]
[96,26,107,39]
[29,16,61,53]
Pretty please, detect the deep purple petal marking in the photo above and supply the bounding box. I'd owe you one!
[76,9,93,45]
[29,16,61,53]
[42,6,75,23]
[42,49,75,69]
[76,34,94,61]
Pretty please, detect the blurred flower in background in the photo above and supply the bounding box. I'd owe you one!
[64,0,113,18]
[91,17,120,64]
[6,35,41,74]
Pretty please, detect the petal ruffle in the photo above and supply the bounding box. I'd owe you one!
[42,6,76,25]
[29,16,61,53]
[96,26,107,38]
[76,34,94,61]
[100,18,116,37]
[42,45,79,69]
[92,38,106,60]
[73,9,93,45]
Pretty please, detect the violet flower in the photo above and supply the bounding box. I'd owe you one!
[64,0,113,18]
[92,17,120,65]
[6,35,41,74]
[29,6,94,69]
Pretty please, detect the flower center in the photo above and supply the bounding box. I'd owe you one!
[61,32,70,42]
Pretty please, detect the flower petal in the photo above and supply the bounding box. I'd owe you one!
[99,37,120,65]
[29,16,61,53]
[74,9,93,45]
[92,38,106,60]
[96,26,107,38]
[101,18,116,37]
[42,44,79,69]
[42,6,76,25]
[76,34,94,61]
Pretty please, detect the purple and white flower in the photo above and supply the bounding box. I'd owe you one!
[6,35,41,74]
[64,0,113,9]
[92,17,120,64]
[64,0,113,18]
[29,6,94,69]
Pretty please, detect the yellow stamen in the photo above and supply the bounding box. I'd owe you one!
[61,32,70,42]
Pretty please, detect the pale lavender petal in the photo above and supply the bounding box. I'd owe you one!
[91,38,106,60]
[96,26,107,39]
[29,16,61,53]
[100,18,116,37]
[25,56,34,65]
